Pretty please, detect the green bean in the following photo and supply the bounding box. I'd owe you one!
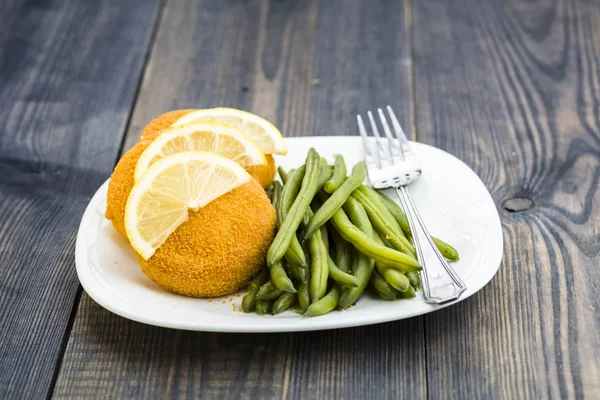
[400,285,416,299]
[270,181,283,211]
[270,260,297,293]
[406,271,422,289]
[287,260,304,282]
[256,281,284,300]
[339,251,374,309]
[298,282,311,311]
[308,225,328,302]
[338,197,376,309]
[256,299,272,315]
[265,185,273,202]
[304,162,367,240]
[328,255,358,287]
[320,223,329,255]
[268,148,321,265]
[277,166,289,183]
[359,186,407,235]
[304,286,341,317]
[372,232,410,292]
[329,206,421,272]
[352,189,415,256]
[330,227,353,273]
[380,268,410,292]
[356,186,413,248]
[376,190,461,261]
[324,154,347,193]
[272,292,297,315]
[242,268,269,312]
[376,190,411,235]
[278,167,308,269]
[433,238,460,261]
[318,164,333,189]
[370,270,399,300]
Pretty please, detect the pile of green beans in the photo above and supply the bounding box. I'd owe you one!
[243,149,460,317]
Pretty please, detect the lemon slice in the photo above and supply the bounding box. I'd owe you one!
[134,122,266,182]
[171,108,287,155]
[125,151,250,260]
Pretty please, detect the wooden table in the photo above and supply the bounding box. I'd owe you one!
[1,0,599,398]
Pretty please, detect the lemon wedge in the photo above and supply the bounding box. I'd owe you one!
[134,122,265,182]
[170,108,287,155]
[125,151,250,260]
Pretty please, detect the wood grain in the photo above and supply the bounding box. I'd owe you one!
[54,0,426,398]
[412,0,600,398]
[0,0,161,398]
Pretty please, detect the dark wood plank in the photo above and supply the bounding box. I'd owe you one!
[54,0,425,398]
[0,0,161,398]
[412,0,600,398]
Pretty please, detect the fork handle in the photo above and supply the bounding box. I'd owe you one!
[394,186,467,304]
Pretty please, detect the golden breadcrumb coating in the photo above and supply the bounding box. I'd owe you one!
[247,154,276,188]
[135,180,275,297]
[105,140,149,238]
[139,109,195,141]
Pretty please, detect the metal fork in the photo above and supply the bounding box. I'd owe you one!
[357,106,466,304]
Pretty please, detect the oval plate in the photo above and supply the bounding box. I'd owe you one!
[76,136,503,332]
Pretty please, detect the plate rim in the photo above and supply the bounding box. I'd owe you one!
[75,136,503,332]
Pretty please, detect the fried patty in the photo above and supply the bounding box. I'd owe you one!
[135,180,275,297]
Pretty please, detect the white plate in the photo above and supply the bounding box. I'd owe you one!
[76,136,503,332]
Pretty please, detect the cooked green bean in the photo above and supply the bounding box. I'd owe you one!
[304,162,366,240]
[270,260,297,293]
[324,154,347,193]
[287,260,304,282]
[304,286,341,317]
[433,237,460,261]
[375,190,411,235]
[242,268,269,312]
[308,224,328,302]
[330,226,353,273]
[338,197,376,309]
[277,167,308,269]
[406,271,422,289]
[279,167,304,217]
[400,285,416,299]
[380,268,410,292]
[318,164,333,189]
[320,223,329,255]
[376,189,461,261]
[256,281,284,300]
[270,181,283,211]
[359,186,407,235]
[266,185,273,202]
[272,292,297,315]
[372,232,411,292]
[256,299,272,315]
[268,148,321,265]
[328,255,359,287]
[339,252,374,309]
[352,189,415,256]
[298,282,311,311]
[370,270,399,300]
[329,206,421,272]
[277,166,289,183]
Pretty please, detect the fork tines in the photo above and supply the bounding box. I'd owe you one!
[357,106,410,168]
